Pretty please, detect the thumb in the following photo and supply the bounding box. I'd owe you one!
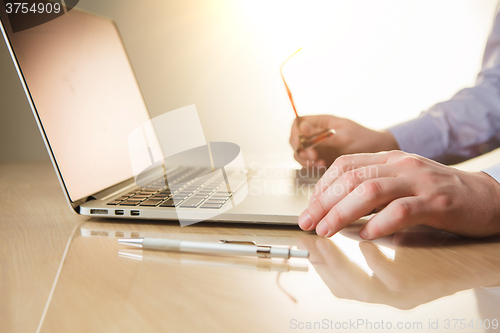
[300,115,339,132]
[300,120,314,136]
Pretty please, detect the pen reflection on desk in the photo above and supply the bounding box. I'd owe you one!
[118,249,309,272]
[118,249,307,303]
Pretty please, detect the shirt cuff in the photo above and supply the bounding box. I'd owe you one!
[387,113,446,160]
[482,163,500,184]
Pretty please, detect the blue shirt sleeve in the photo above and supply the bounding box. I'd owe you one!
[387,3,500,165]
[482,163,500,184]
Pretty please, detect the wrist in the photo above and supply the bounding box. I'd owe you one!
[377,130,400,152]
[475,171,500,236]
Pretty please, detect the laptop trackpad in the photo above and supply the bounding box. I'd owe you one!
[226,176,313,217]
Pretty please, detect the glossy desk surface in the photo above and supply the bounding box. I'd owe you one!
[2,161,500,333]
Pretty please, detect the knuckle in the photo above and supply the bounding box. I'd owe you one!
[450,173,464,186]
[327,156,349,180]
[392,200,412,221]
[434,194,452,211]
[342,170,362,186]
[324,206,343,229]
[315,179,328,193]
[314,195,329,215]
[369,219,382,237]
[359,180,383,200]
[334,155,350,169]
[325,164,341,180]
[396,155,423,168]
[333,155,356,175]
[387,150,404,159]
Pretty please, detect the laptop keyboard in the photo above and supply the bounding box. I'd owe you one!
[106,166,239,209]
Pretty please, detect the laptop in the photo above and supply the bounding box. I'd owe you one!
[0,8,314,225]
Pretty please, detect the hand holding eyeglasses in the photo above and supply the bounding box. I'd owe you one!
[281,49,336,155]
[282,49,399,167]
[289,115,399,167]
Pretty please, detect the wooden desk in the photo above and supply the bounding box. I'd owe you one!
[2,161,500,333]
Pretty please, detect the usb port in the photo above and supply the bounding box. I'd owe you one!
[130,210,140,216]
[115,210,124,216]
[90,209,108,215]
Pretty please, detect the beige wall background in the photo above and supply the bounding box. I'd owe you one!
[0,0,498,163]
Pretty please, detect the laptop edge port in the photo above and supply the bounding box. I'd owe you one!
[90,209,108,215]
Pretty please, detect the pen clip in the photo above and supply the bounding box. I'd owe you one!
[220,240,274,258]
[219,240,257,246]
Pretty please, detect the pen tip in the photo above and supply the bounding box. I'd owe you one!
[118,238,144,248]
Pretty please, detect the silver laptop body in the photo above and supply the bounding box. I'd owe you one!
[0,8,312,225]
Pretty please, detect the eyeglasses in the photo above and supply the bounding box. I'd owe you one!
[280,49,335,152]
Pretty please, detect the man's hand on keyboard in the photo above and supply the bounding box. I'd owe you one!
[298,151,500,239]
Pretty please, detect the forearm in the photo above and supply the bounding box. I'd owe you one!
[387,7,500,163]
[388,83,500,164]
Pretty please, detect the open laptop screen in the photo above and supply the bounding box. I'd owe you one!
[2,10,152,202]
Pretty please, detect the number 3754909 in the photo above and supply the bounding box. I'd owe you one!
[5,2,61,14]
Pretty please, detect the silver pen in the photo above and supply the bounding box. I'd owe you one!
[118,238,309,259]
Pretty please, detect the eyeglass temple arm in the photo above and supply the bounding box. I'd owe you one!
[280,48,302,119]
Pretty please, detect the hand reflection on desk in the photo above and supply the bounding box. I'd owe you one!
[299,226,500,310]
